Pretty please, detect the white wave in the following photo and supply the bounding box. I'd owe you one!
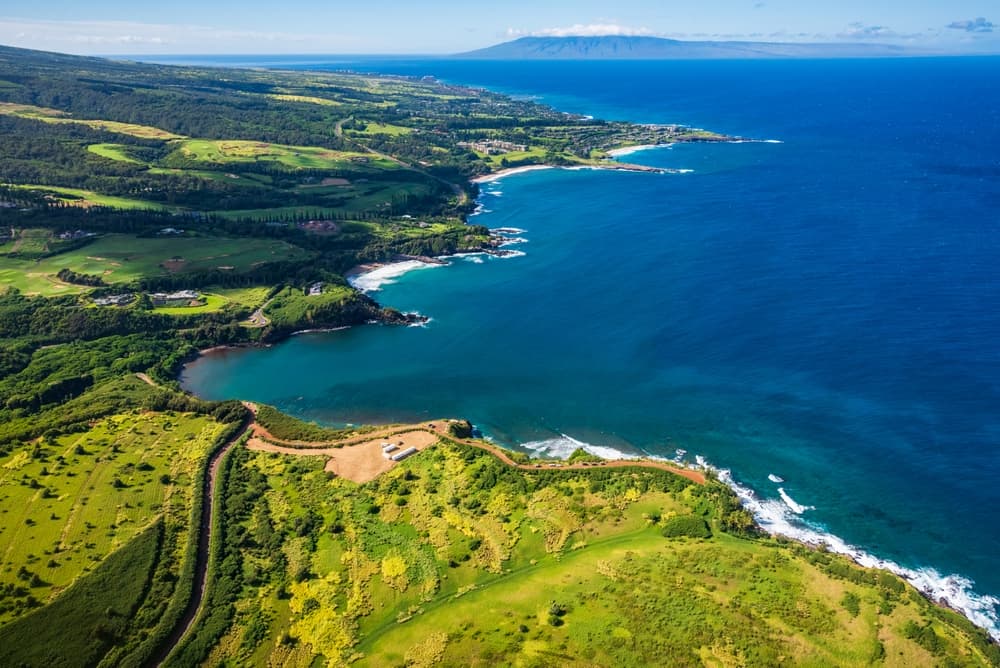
[521,433,633,460]
[348,260,444,293]
[407,313,432,328]
[491,227,527,234]
[464,255,484,264]
[675,169,695,174]
[701,459,1000,642]
[491,249,526,259]
[763,139,784,144]
[498,237,528,246]
[607,143,672,157]
[777,487,815,514]
[768,473,785,483]
[488,190,503,197]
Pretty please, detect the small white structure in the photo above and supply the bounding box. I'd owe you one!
[390,447,418,462]
[382,443,399,458]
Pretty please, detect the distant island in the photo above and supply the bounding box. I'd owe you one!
[458,35,917,59]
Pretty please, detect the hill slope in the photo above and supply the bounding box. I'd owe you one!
[459,35,913,59]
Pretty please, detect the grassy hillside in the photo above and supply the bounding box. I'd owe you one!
[173,436,997,667]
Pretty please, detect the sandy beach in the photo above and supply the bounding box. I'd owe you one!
[605,143,672,157]
[470,165,555,183]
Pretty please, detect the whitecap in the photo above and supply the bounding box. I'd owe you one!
[768,473,785,483]
[777,487,815,514]
[700,458,1000,642]
[521,433,633,460]
[348,260,444,293]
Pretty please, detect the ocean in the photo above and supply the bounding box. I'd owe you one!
[178,57,1000,637]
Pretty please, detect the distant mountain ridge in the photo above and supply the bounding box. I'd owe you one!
[458,35,915,59]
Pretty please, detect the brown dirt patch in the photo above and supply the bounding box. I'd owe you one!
[162,258,186,271]
[248,430,439,483]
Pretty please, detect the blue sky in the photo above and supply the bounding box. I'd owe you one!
[1,1,997,54]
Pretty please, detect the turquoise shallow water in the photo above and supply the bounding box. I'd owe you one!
[181,58,1000,636]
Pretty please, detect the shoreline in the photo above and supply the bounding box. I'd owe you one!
[176,125,1000,644]
[605,143,672,157]
[471,160,674,184]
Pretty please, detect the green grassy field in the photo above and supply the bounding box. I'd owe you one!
[147,167,271,187]
[349,122,413,136]
[482,146,549,167]
[0,234,312,290]
[213,286,272,308]
[0,262,85,296]
[0,522,162,667]
[11,185,169,211]
[188,439,998,667]
[0,411,224,624]
[0,102,184,139]
[152,292,230,315]
[167,139,399,171]
[87,142,148,165]
[267,93,342,107]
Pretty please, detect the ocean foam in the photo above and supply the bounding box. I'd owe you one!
[492,227,527,234]
[348,260,444,293]
[704,460,1000,642]
[777,487,815,514]
[521,433,634,461]
[607,143,672,157]
[513,436,1000,640]
[768,473,785,483]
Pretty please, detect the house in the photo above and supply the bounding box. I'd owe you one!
[57,229,95,240]
[149,290,200,305]
[93,293,134,307]
[457,139,528,155]
[307,282,323,296]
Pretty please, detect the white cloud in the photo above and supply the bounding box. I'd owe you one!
[837,22,898,39]
[947,17,994,33]
[508,23,654,39]
[0,17,357,54]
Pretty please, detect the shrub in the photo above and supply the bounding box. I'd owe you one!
[661,515,712,539]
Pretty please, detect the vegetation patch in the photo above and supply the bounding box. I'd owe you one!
[0,522,161,667]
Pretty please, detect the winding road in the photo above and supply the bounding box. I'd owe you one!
[151,414,252,667]
[151,411,701,664]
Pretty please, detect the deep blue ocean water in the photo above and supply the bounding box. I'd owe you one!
[178,57,1000,635]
